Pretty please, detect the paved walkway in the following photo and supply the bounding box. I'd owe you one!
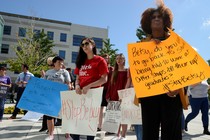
[0,104,210,140]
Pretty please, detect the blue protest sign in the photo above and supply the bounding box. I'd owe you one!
[17,77,68,117]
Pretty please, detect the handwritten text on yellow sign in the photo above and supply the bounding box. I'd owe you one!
[128,29,210,98]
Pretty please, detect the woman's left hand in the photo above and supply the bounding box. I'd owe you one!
[167,89,179,98]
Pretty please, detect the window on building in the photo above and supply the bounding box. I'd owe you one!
[18,27,26,37]
[1,44,9,54]
[0,64,7,68]
[3,25,11,35]
[33,29,40,37]
[0,64,7,70]
[60,33,67,42]
[93,37,103,49]
[73,35,85,46]
[47,31,54,40]
[59,50,66,59]
[72,52,78,63]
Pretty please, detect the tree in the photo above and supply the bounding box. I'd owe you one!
[2,25,55,77]
[207,60,210,66]
[136,26,146,41]
[99,38,118,66]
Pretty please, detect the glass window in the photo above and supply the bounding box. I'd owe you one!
[93,37,103,49]
[47,31,54,40]
[3,25,11,35]
[18,27,26,37]
[60,33,67,42]
[73,35,85,46]
[0,64,7,67]
[34,29,40,37]
[59,50,66,59]
[72,51,78,63]
[1,44,9,54]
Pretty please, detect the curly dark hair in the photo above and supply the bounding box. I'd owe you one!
[75,37,97,69]
[140,5,173,35]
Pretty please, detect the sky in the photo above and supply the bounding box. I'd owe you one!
[0,0,210,67]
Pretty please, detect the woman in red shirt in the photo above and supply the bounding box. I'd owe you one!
[72,37,108,140]
[106,53,128,140]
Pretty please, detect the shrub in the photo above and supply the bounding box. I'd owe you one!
[4,106,24,114]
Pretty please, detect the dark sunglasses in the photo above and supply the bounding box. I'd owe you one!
[81,42,90,47]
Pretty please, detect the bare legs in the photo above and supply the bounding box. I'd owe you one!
[47,119,54,136]
[98,107,104,130]
[117,124,128,138]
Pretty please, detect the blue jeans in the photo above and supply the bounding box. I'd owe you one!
[0,98,6,120]
[182,112,185,130]
[185,97,209,128]
[134,125,142,140]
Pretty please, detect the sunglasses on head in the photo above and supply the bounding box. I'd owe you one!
[81,42,90,47]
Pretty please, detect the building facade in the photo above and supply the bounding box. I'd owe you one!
[0,11,108,80]
[0,15,4,52]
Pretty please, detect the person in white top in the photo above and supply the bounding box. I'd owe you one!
[185,80,210,135]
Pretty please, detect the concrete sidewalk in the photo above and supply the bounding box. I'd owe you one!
[0,104,210,140]
[0,114,136,140]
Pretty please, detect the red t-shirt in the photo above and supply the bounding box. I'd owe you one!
[106,70,128,101]
[74,55,109,88]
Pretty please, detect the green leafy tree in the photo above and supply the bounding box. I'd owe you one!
[99,38,118,66]
[34,29,54,54]
[136,26,146,41]
[2,26,55,77]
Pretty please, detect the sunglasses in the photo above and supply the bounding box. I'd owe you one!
[81,42,90,47]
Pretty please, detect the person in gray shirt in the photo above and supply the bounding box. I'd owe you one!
[44,56,72,140]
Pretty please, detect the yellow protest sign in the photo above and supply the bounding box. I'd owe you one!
[128,29,210,98]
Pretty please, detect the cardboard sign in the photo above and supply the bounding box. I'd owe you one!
[0,86,9,98]
[118,88,142,124]
[102,101,121,133]
[17,77,68,117]
[60,87,103,136]
[128,29,210,98]
[21,111,43,122]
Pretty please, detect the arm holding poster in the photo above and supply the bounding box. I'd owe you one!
[71,37,108,139]
[43,56,72,140]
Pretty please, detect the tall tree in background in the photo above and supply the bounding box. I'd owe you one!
[99,38,118,66]
[3,25,55,77]
[34,29,54,54]
[207,60,210,66]
[136,26,146,41]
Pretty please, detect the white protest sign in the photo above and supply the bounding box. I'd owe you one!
[102,101,121,133]
[60,87,103,136]
[21,111,43,122]
[118,88,142,124]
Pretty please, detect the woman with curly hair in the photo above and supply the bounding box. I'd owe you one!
[139,1,183,140]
